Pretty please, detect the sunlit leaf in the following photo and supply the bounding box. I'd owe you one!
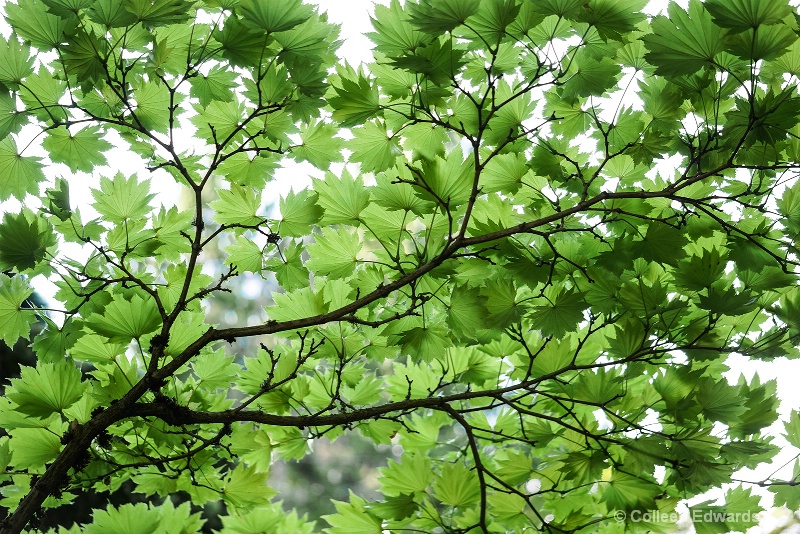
[8,361,87,417]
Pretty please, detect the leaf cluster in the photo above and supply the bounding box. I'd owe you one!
[1,0,800,533]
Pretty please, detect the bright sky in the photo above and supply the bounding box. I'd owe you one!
[312,0,389,65]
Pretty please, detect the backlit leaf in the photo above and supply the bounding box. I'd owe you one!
[305,226,361,279]
[86,294,162,342]
[8,361,87,417]
[91,173,155,223]
[0,137,45,201]
[642,0,726,76]
[0,273,35,346]
[43,126,112,173]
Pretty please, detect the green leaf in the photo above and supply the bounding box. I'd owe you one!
[133,80,175,133]
[192,350,237,392]
[62,28,108,88]
[0,91,26,142]
[407,0,481,34]
[0,211,55,274]
[390,37,465,85]
[43,126,113,173]
[642,0,726,76]
[527,0,582,19]
[479,153,529,194]
[229,423,273,472]
[349,121,402,173]
[784,410,800,448]
[415,148,473,205]
[6,0,76,50]
[770,461,800,509]
[600,472,661,511]
[124,0,195,26]
[305,226,361,279]
[560,51,622,103]
[323,493,383,534]
[210,184,263,226]
[329,64,381,127]
[634,222,689,266]
[577,0,647,41]
[763,40,800,80]
[433,462,480,507]
[342,375,383,405]
[561,450,607,484]
[8,425,63,470]
[40,0,94,17]
[368,494,418,521]
[83,503,162,534]
[529,288,586,338]
[724,486,763,531]
[274,14,339,72]
[465,0,522,42]
[0,36,33,87]
[314,171,371,225]
[212,16,268,68]
[279,189,323,237]
[447,285,489,340]
[8,361,87,417]
[369,0,432,57]
[481,279,523,328]
[396,324,451,362]
[43,181,72,224]
[224,237,264,274]
[223,464,277,509]
[149,206,193,261]
[88,0,139,27]
[673,248,726,291]
[291,121,343,170]
[0,137,46,201]
[218,504,314,534]
[34,320,80,368]
[163,312,209,358]
[726,24,797,62]
[21,68,69,124]
[91,173,155,223]
[243,64,293,106]
[705,0,793,32]
[188,66,238,108]
[379,454,431,496]
[695,378,747,423]
[154,267,209,315]
[70,333,125,364]
[401,122,448,161]
[530,338,574,376]
[216,152,279,190]
[0,273,35,346]
[697,287,758,316]
[779,178,800,234]
[237,0,313,33]
[267,287,326,322]
[86,294,162,342]
[265,241,309,291]
[372,167,432,214]
[191,99,244,144]
[730,375,780,438]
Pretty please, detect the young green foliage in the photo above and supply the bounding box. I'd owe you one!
[0,0,800,533]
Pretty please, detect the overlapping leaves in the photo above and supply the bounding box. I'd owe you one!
[0,0,799,532]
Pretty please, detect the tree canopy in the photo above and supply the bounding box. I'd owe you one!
[1,0,800,532]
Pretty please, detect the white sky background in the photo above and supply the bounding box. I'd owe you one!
[0,0,799,523]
